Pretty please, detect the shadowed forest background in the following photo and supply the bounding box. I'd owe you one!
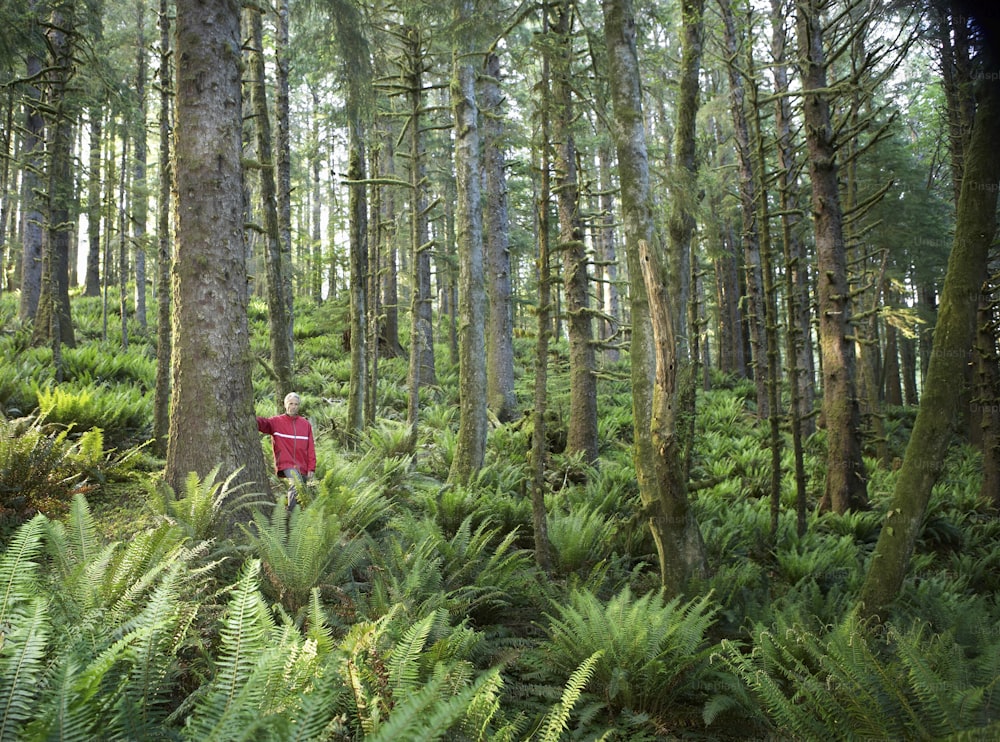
[1,0,999,739]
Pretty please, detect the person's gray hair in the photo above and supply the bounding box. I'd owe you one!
[284,392,301,405]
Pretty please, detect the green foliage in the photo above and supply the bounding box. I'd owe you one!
[719,611,1000,740]
[149,465,258,543]
[546,503,616,575]
[243,494,364,615]
[0,417,88,533]
[538,586,721,726]
[36,382,151,444]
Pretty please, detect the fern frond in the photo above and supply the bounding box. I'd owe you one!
[388,608,449,696]
[181,559,274,741]
[0,513,47,626]
[537,650,604,742]
[0,597,50,742]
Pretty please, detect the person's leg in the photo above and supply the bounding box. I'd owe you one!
[279,468,301,508]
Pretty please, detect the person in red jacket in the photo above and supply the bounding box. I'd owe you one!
[256,392,316,507]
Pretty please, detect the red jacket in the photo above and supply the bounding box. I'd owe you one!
[257,413,316,477]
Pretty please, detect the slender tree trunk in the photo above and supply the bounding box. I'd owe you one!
[85,108,103,297]
[797,0,867,513]
[153,0,172,455]
[18,49,44,322]
[531,22,554,572]
[975,293,1000,506]
[552,0,598,464]
[275,0,293,347]
[859,74,1000,620]
[248,6,294,407]
[132,0,148,331]
[720,0,769,418]
[33,2,76,355]
[597,145,621,362]
[603,0,707,595]
[481,51,518,424]
[166,0,270,502]
[770,0,815,436]
[449,0,488,483]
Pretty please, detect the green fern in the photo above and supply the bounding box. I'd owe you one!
[243,494,363,615]
[150,465,255,543]
[539,586,719,723]
[536,651,605,742]
[0,598,50,742]
[718,610,1000,739]
[0,513,48,626]
[180,559,275,741]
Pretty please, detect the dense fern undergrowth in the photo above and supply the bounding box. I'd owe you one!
[2,292,998,740]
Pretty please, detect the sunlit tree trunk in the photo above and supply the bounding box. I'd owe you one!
[166,0,270,502]
[603,0,707,595]
[859,75,1000,620]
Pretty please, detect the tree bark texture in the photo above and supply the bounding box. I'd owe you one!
[552,0,598,464]
[18,51,44,322]
[248,7,294,408]
[166,0,270,501]
[796,0,867,513]
[603,0,707,595]
[153,0,172,455]
[859,75,1000,619]
[481,51,519,424]
[449,2,488,484]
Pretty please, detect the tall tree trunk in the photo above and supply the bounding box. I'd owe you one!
[603,0,707,595]
[248,5,294,408]
[403,24,437,454]
[33,1,76,355]
[275,0,294,346]
[449,0,488,484]
[796,0,867,513]
[859,72,1000,620]
[531,21,554,572]
[597,145,621,362]
[132,0,148,331]
[331,0,372,437]
[770,0,815,435]
[166,0,270,503]
[720,0,769,418]
[85,107,103,297]
[18,48,44,322]
[552,0,598,464]
[975,293,1000,507]
[481,51,518,423]
[153,0,172,455]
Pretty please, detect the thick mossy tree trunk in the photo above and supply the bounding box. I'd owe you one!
[448,0,488,484]
[796,0,867,513]
[166,0,270,502]
[603,0,707,595]
[858,75,1000,621]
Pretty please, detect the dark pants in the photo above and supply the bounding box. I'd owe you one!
[279,468,305,508]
